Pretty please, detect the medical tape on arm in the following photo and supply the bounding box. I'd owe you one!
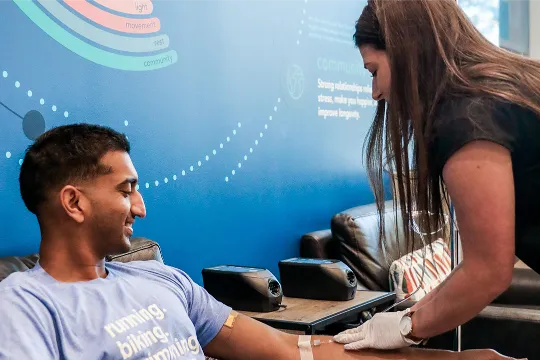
[224,310,238,328]
[298,335,314,360]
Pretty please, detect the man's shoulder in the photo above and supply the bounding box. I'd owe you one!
[108,259,167,270]
[0,269,44,305]
[107,259,172,275]
[1,265,41,288]
[108,260,193,285]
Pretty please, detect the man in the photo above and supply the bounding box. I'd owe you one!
[0,124,512,360]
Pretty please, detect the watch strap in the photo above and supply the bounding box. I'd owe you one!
[404,310,429,345]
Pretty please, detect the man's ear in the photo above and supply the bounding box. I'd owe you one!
[59,185,87,224]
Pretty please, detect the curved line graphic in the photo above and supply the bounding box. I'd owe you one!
[0,100,24,120]
[37,0,168,53]
[64,0,160,34]
[93,0,153,15]
[13,0,177,71]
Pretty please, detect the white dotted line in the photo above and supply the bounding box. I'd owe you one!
[140,122,243,190]
[1,69,69,118]
[297,0,308,45]
[225,3,305,182]
[3,151,23,166]
[225,99,279,183]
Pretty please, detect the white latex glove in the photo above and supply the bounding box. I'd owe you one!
[333,310,421,350]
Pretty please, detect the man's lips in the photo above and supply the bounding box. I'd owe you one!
[124,223,134,236]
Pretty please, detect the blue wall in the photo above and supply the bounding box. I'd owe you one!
[0,0,378,283]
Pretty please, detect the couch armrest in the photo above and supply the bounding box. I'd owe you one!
[300,229,340,259]
[106,237,164,264]
[331,200,411,291]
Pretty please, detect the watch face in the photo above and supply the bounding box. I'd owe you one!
[399,315,413,336]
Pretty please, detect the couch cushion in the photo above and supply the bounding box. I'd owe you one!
[0,254,39,282]
[462,304,540,359]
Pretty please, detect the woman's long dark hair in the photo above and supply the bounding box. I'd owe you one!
[355,0,540,255]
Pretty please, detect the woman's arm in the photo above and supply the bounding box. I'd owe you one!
[412,140,515,338]
[410,262,461,312]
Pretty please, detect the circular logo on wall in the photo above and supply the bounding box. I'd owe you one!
[286,64,305,101]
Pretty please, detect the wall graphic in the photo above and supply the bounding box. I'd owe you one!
[0,0,378,283]
[14,0,177,71]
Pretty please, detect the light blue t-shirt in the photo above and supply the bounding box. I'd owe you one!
[0,260,231,360]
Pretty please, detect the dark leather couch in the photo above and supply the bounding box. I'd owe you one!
[301,200,540,359]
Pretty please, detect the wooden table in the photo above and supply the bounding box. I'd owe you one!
[239,290,395,334]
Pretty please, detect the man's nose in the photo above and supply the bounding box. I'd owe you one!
[132,191,146,219]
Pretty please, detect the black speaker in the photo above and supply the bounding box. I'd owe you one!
[278,258,357,301]
[202,265,282,312]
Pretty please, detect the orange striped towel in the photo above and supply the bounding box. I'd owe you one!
[389,238,452,301]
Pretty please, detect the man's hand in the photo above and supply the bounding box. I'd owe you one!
[333,310,419,350]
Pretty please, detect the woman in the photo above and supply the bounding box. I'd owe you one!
[333,0,540,351]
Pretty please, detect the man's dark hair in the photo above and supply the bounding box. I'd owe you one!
[19,123,130,215]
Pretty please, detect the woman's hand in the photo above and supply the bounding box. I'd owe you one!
[333,310,420,350]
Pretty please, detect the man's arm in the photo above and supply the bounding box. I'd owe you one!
[203,312,514,360]
[0,293,58,359]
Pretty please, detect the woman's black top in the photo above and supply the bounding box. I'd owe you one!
[431,96,540,273]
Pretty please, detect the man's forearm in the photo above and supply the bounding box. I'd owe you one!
[412,261,506,339]
[205,311,513,360]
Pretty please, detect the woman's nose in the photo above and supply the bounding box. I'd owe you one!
[372,80,382,101]
[372,91,383,101]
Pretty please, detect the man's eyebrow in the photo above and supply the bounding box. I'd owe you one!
[116,177,138,187]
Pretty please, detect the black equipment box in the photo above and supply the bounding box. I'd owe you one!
[278,258,357,301]
[202,265,282,312]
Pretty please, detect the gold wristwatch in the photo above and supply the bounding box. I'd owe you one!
[399,309,428,345]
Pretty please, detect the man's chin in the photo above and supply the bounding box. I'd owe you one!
[120,236,132,252]
[106,237,132,257]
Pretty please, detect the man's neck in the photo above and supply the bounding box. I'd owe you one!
[38,234,108,282]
